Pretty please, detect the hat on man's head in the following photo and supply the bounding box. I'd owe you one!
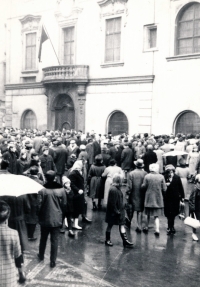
[45,170,56,182]
[134,159,144,168]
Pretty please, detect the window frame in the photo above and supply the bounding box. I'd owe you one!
[176,2,200,56]
[63,26,75,65]
[101,13,125,67]
[22,30,39,72]
[143,24,158,52]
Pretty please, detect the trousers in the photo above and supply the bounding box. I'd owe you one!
[39,226,60,262]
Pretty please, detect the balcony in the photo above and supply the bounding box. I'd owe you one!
[42,65,89,84]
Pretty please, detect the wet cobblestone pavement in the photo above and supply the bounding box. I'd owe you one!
[17,184,200,287]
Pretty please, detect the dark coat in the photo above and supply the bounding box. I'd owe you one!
[88,164,105,199]
[16,159,30,175]
[164,174,184,218]
[0,195,31,251]
[2,150,18,174]
[68,170,85,217]
[66,146,80,168]
[105,186,125,225]
[25,176,43,224]
[143,150,157,173]
[109,146,117,159]
[39,154,57,174]
[38,182,67,227]
[101,153,111,167]
[93,141,101,160]
[54,146,68,175]
[115,145,124,167]
[121,147,133,170]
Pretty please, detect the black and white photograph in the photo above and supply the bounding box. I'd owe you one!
[0,0,200,286]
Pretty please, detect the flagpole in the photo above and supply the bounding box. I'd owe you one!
[43,25,61,65]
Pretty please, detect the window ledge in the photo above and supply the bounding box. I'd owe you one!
[100,62,124,68]
[166,53,200,62]
[143,48,158,53]
[21,70,39,74]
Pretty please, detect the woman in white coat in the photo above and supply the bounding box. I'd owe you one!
[102,159,124,207]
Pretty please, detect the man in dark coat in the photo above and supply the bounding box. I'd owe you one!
[39,146,57,175]
[33,132,43,153]
[2,144,18,174]
[26,166,43,241]
[54,141,68,184]
[66,140,80,169]
[143,144,157,173]
[37,171,67,268]
[121,143,133,180]
[101,147,111,167]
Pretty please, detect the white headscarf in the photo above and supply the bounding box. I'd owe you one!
[70,160,83,173]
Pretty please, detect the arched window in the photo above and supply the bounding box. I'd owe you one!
[21,109,37,129]
[176,2,200,55]
[108,111,128,136]
[175,111,200,134]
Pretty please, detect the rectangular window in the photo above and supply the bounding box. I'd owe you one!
[105,17,121,62]
[149,27,157,48]
[25,33,36,70]
[63,27,75,65]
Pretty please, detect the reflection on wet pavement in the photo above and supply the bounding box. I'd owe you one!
[20,198,200,287]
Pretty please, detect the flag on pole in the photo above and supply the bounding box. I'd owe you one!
[38,26,48,62]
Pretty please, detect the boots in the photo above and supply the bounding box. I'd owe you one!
[120,232,134,248]
[105,231,113,246]
[92,201,97,211]
[73,218,82,230]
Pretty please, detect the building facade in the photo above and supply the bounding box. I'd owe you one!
[1,0,200,135]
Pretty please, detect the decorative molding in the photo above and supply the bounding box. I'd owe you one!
[55,6,83,27]
[100,62,124,68]
[77,85,86,95]
[78,98,86,115]
[89,75,155,85]
[19,15,41,32]
[98,0,129,28]
[21,70,39,74]
[5,82,44,90]
[166,53,200,61]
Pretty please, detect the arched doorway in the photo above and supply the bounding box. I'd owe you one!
[175,111,200,134]
[54,94,75,130]
[21,109,37,129]
[108,111,128,136]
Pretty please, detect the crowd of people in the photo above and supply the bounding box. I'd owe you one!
[1,127,200,285]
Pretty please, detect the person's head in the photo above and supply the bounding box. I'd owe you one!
[134,159,144,169]
[70,140,76,148]
[1,160,9,170]
[112,173,123,187]
[164,138,169,144]
[149,163,159,173]
[165,164,175,176]
[80,145,86,151]
[31,152,39,161]
[71,160,83,174]
[109,159,116,166]
[30,166,39,176]
[9,144,16,153]
[147,144,153,151]
[62,176,71,189]
[0,200,10,224]
[45,170,56,182]
[137,141,142,147]
[95,154,103,165]
[42,146,49,156]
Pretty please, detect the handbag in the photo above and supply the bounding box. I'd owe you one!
[184,213,200,229]
[179,202,186,220]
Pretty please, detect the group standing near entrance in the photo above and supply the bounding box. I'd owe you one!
[1,128,200,285]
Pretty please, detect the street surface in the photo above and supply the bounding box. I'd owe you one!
[17,184,200,287]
